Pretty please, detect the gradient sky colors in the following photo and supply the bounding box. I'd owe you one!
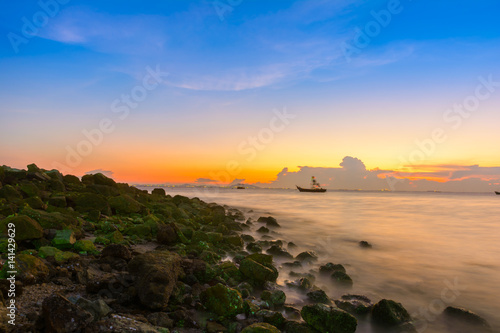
[1,1,500,190]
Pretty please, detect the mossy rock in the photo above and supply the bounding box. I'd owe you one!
[0,253,49,283]
[0,185,23,204]
[74,240,97,253]
[54,251,79,263]
[73,193,111,215]
[48,196,67,208]
[0,215,44,241]
[95,236,111,245]
[371,299,412,327]
[224,235,244,248]
[24,196,47,210]
[51,229,76,249]
[81,173,117,187]
[107,230,124,244]
[20,206,78,229]
[109,195,142,215]
[125,224,151,239]
[239,254,278,285]
[331,271,353,286]
[38,246,62,258]
[18,182,41,198]
[261,289,286,307]
[151,188,166,196]
[241,323,280,333]
[301,303,357,333]
[219,261,242,282]
[200,283,244,318]
[256,310,286,329]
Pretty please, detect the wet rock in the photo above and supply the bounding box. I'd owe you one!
[225,234,244,248]
[207,321,228,333]
[0,215,43,241]
[82,173,117,187]
[239,253,279,285]
[241,322,280,333]
[156,223,178,245]
[284,320,316,333]
[0,185,23,204]
[6,253,49,284]
[282,261,302,268]
[74,239,97,253]
[246,242,263,253]
[24,196,47,210]
[38,246,62,259]
[128,250,182,310]
[266,245,293,259]
[258,216,280,227]
[442,306,492,332]
[88,313,163,332]
[200,283,244,318]
[319,262,346,275]
[301,303,357,333]
[42,294,93,333]
[257,226,269,233]
[256,309,286,329]
[147,312,173,329]
[241,234,255,242]
[51,229,76,249]
[284,306,302,320]
[20,206,78,229]
[261,289,286,307]
[48,196,67,208]
[109,195,143,214]
[331,271,353,286]
[335,294,373,314]
[101,244,132,261]
[359,240,372,248]
[286,277,313,291]
[371,299,412,327]
[295,251,318,263]
[73,193,111,216]
[54,251,79,263]
[307,289,331,304]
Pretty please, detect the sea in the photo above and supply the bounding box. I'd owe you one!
[141,187,500,332]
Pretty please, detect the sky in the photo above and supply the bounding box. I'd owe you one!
[0,0,499,191]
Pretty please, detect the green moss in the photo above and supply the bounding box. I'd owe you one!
[51,229,76,249]
[241,323,280,333]
[0,215,44,241]
[74,239,97,253]
[38,246,62,258]
[54,251,80,263]
[200,283,244,318]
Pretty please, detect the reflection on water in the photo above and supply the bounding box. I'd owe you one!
[144,188,500,332]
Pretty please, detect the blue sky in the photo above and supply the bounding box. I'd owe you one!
[1,0,500,189]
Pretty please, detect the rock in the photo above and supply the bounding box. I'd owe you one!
[3,253,49,284]
[359,240,372,248]
[151,188,166,196]
[21,206,78,229]
[319,262,346,275]
[0,215,43,241]
[442,306,492,332]
[49,196,67,208]
[301,303,357,333]
[107,230,124,243]
[88,313,164,332]
[261,289,286,307]
[207,321,227,333]
[241,322,280,333]
[25,196,47,210]
[109,195,143,214]
[54,251,80,263]
[246,242,263,253]
[335,294,373,314]
[256,309,286,329]
[257,226,269,233]
[157,223,178,245]
[307,289,331,304]
[239,253,279,285]
[331,271,353,286]
[38,246,62,258]
[0,185,23,204]
[76,297,112,321]
[19,182,41,197]
[128,250,182,309]
[82,173,116,187]
[51,229,76,249]
[73,193,111,215]
[295,251,318,263]
[200,283,244,318]
[258,216,279,226]
[74,239,97,253]
[286,277,313,291]
[42,294,93,332]
[224,234,244,247]
[284,320,316,333]
[266,245,293,259]
[371,299,412,327]
[147,312,173,329]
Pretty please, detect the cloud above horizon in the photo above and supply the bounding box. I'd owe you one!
[254,157,500,192]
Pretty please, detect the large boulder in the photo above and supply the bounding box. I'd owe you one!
[51,229,76,249]
[20,206,78,229]
[0,185,23,204]
[128,250,182,310]
[301,303,357,333]
[239,253,278,285]
[109,195,143,215]
[200,283,244,318]
[1,253,49,284]
[442,306,492,332]
[0,215,43,241]
[73,193,111,215]
[82,173,117,187]
[335,294,373,314]
[42,294,93,332]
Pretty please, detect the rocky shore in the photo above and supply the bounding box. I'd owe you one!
[0,164,493,333]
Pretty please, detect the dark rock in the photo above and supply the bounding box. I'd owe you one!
[246,242,263,253]
[261,289,286,307]
[48,196,67,208]
[88,313,164,332]
[151,188,166,196]
[101,244,132,261]
[109,195,143,214]
[51,229,76,249]
[359,240,372,248]
[0,215,43,241]
[301,303,357,333]
[207,321,228,333]
[266,245,293,259]
[42,294,93,333]
[286,277,313,291]
[239,253,279,285]
[76,298,112,321]
[258,216,279,226]
[295,251,318,263]
[241,322,280,333]
[257,226,269,233]
[0,185,23,204]
[157,223,178,245]
[128,250,182,310]
[307,289,331,304]
[319,262,346,275]
[256,309,286,329]
[147,312,173,329]
[335,294,373,314]
[73,193,111,216]
[442,306,492,332]
[331,270,353,286]
[284,320,316,333]
[371,299,412,327]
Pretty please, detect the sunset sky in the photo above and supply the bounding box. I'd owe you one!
[1,1,499,190]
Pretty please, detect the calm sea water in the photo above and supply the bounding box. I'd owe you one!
[144,187,500,332]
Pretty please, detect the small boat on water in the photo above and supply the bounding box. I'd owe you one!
[296,176,327,193]
[495,191,500,195]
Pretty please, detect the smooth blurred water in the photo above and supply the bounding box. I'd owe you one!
[146,187,500,332]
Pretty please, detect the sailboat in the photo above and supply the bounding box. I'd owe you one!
[296,176,327,193]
